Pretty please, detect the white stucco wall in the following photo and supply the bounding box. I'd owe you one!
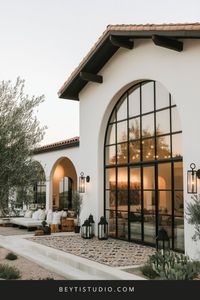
[78,39,200,259]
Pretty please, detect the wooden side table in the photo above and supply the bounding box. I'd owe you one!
[61,217,74,232]
[50,224,60,233]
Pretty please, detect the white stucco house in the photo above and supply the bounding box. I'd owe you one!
[33,23,200,260]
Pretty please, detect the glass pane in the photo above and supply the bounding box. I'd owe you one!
[174,217,184,250]
[117,95,127,121]
[174,162,183,190]
[117,121,127,143]
[130,213,142,241]
[117,143,128,164]
[142,114,154,137]
[142,138,155,161]
[105,168,116,189]
[117,190,128,211]
[156,135,171,160]
[109,109,116,123]
[172,133,182,158]
[117,167,128,189]
[143,166,155,189]
[158,163,171,189]
[117,211,128,239]
[174,191,184,216]
[144,214,156,243]
[130,167,141,189]
[129,85,140,117]
[129,118,140,140]
[106,124,115,145]
[129,141,140,163]
[172,107,181,133]
[106,190,116,210]
[158,191,172,214]
[156,109,170,135]
[105,145,116,165]
[130,190,141,212]
[142,82,154,114]
[156,82,170,109]
[144,191,155,213]
[106,210,116,237]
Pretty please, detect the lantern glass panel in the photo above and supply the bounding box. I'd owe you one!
[187,170,197,194]
[79,176,85,193]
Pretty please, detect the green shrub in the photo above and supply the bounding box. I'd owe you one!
[5,252,18,261]
[0,264,21,279]
[140,264,158,279]
[148,250,199,280]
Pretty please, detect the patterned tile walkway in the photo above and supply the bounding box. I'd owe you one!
[28,235,155,267]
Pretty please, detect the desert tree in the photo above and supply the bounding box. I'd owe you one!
[0,77,46,215]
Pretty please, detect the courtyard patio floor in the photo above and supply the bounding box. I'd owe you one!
[28,235,155,267]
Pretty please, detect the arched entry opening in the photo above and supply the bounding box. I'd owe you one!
[104,80,184,251]
[32,161,46,208]
[51,157,77,210]
[16,160,46,209]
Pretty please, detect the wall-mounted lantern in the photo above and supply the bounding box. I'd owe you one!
[187,163,200,194]
[81,219,93,239]
[98,216,108,240]
[156,228,170,257]
[79,172,90,193]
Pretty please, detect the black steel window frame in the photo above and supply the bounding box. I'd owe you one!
[104,80,184,251]
[33,182,46,206]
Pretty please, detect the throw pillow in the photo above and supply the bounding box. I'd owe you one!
[32,210,39,220]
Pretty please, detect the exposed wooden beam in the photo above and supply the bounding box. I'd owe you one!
[79,71,103,83]
[152,35,183,52]
[109,35,134,49]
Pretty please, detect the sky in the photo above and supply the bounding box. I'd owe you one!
[0,0,200,145]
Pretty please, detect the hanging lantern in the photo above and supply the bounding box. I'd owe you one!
[156,228,170,256]
[81,219,92,239]
[88,214,95,237]
[98,216,108,240]
[79,172,90,193]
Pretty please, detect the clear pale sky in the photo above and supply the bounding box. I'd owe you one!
[0,0,199,145]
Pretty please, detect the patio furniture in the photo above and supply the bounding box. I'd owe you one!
[61,217,74,232]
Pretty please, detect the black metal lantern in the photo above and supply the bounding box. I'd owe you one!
[81,219,92,239]
[187,163,200,194]
[79,172,90,193]
[156,228,170,256]
[98,216,108,240]
[88,214,95,237]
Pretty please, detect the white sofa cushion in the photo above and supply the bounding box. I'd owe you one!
[24,210,33,218]
[46,211,53,224]
[38,210,46,221]
[52,211,62,225]
[32,210,40,220]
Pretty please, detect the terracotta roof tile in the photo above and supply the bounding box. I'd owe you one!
[34,136,79,154]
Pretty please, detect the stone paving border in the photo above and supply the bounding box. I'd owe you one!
[28,235,155,267]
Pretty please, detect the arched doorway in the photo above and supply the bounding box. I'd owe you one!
[104,80,184,251]
[32,161,46,208]
[51,157,77,210]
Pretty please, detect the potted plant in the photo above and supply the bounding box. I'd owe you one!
[72,191,83,233]
[41,220,51,235]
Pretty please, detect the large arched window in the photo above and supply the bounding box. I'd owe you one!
[104,81,184,251]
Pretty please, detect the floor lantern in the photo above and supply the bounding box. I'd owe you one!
[88,214,95,237]
[156,228,170,257]
[98,216,108,240]
[81,219,93,239]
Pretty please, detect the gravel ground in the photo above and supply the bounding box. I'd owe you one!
[0,247,66,280]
